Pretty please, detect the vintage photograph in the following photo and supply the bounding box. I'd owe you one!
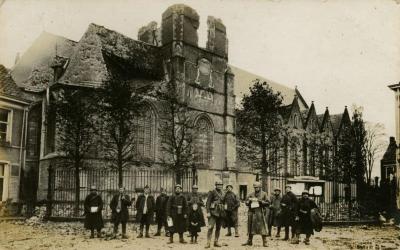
[0,0,399,249]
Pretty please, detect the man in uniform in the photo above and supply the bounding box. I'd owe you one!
[110,187,132,239]
[154,187,168,236]
[166,184,188,244]
[281,185,298,241]
[135,185,155,238]
[84,185,104,238]
[268,187,282,237]
[242,181,269,247]
[222,184,240,237]
[205,179,225,248]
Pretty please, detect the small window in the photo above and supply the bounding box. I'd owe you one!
[0,109,11,143]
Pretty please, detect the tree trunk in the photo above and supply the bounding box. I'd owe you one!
[260,125,268,191]
[74,160,80,217]
[118,149,123,188]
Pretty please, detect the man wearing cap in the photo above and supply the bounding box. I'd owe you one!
[222,184,240,237]
[84,185,104,238]
[136,185,156,238]
[242,181,269,247]
[291,190,318,245]
[110,187,132,239]
[166,184,188,244]
[155,187,169,236]
[268,187,282,237]
[205,179,225,248]
[281,185,298,241]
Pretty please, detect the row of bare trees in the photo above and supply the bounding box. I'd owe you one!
[50,77,195,215]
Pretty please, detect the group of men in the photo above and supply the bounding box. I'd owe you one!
[83,180,319,247]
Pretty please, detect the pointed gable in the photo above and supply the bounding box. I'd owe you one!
[287,95,303,129]
[304,102,319,132]
[319,107,334,135]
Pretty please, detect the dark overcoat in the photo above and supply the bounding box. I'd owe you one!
[110,194,132,224]
[187,192,205,227]
[297,198,318,235]
[269,194,282,227]
[281,191,298,227]
[166,193,188,233]
[245,191,269,235]
[155,193,168,222]
[188,208,204,233]
[135,194,155,224]
[84,193,104,230]
[223,190,240,227]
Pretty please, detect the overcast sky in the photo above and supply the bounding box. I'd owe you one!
[1,0,399,176]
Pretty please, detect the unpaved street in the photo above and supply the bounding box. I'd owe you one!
[0,219,399,250]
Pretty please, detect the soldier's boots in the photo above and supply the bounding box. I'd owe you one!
[122,234,128,239]
[234,227,239,237]
[145,231,151,238]
[242,235,253,246]
[167,235,173,244]
[262,235,268,247]
[90,230,95,239]
[226,227,232,236]
[154,230,161,236]
[214,240,222,247]
[205,241,211,248]
[179,234,187,244]
[97,230,102,238]
[137,231,143,238]
[304,237,310,245]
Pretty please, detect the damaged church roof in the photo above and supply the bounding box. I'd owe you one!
[0,65,36,102]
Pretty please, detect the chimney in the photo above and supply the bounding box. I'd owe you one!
[138,21,161,46]
[50,55,68,83]
[14,52,20,66]
[206,16,227,58]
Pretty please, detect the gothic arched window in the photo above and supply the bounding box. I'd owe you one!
[135,104,156,161]
[194,116,213,167]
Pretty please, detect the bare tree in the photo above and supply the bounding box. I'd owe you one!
[364,122,387,185]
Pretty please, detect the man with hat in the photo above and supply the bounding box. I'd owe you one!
[281,185,298,241]
[268,187,282,237]
[154,187,169,236]
[110,187,132,239]
[222,184,240,237]
[242,181,269,247]
[187,184,205,236]
[166,184,188,244]
[205,179,225,248]
[291,190,318,245]
[135,185,155,238]
[84,185,104,238]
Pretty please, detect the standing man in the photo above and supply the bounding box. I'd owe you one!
[166,184,188,244]
[84,185,104,238]
[154,187,168,236]
[281,185,298,241]
[268,187,282,237]
[291,190,318,245]
[110,187,132,239]
[242,181,269,247]
[135,185,156,238]
[205,179,225,248]
[223,184,240,237]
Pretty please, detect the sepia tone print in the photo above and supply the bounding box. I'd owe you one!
[0,0,399,249]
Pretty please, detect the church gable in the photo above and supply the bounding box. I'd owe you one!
[287,96,303,129]
[304,102,319,132]
[319,108,334,136]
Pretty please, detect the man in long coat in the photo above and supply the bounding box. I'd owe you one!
[154,187,168,236]
[291,190,318,245]
[135,185,155,238]
[166,184,188,244]
[110,187,132,239]
[205,179,225,248]
[242,181,269,247]
[84,185,104,238]
[222,184,240,237]
[268,187,282,237]
[281,185,298,240]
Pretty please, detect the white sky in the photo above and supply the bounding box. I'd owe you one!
[1,0,399,177]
